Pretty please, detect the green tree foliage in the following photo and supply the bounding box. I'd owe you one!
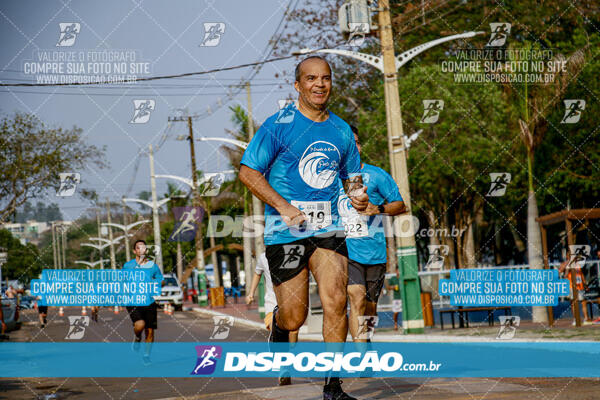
[0,112,107,223]
[14,201,63,223]
[0,229,42,282]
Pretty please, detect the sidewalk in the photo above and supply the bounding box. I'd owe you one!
[189,299,265,331]
[188,299,598,342]
[156,377,539,400]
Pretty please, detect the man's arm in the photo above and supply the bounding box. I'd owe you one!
[239,165,306,226]
[245,272,262,304]
[362,200,406,216]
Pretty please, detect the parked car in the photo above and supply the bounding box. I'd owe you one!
[19,295,37,310]
[154,274,184,311]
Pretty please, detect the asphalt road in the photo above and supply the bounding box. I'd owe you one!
[2,307,600,400]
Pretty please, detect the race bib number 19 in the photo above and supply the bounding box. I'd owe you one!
[291,200,332,231]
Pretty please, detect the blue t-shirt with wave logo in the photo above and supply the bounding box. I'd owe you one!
[241,103,361,245]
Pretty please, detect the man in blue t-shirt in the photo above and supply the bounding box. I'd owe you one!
[240,56,367,399]
[123,239,163,364]
[338,126,406,342]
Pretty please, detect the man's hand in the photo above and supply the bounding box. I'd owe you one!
[349,186,369,211]
[1,321,6,335]
[277,203,307,227]
[245,294,254,305]
[361,202,380,216]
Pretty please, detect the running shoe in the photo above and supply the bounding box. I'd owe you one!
[323,379,356,400]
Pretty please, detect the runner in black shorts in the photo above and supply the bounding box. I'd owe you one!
[338,127,406,342]
[123,239,163,364]
[240,56,368,400]
[37,302,48,328]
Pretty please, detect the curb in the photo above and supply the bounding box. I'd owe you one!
[190,307,265,330]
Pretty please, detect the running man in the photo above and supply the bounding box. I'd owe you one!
[246,252,298,386]
[37,297,48,328]
[123,239,163,364]
[239,55,368,400]
[339,127,406,342]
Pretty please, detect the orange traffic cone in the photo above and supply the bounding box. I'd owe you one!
[168,304,173,315]
[114,305,119,314]
[58,307,64,317]
[163,304,168,314]
[82,306,87,316]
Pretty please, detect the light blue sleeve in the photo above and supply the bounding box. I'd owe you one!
[240,120,280,174]
[152,263,164,282]
[339,127,361,181]
[379,169,403,203]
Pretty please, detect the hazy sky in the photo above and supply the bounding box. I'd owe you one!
[0,0,301,221]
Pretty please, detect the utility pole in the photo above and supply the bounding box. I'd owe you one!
[52,222,58,269]
[96,210,102,264]
[246,82,265,260]
[378,0,424,333]
[169,114,208,305]
[106,198,116,269]
[61,225,67,269]
[122,199,131,261]
[148,144,164,272]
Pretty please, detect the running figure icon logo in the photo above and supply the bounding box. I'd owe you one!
[568,245,591,269]
[191,345,222,375]
[200,23,225,47]
[169,206,205,242]
[275,101,296,124]
[130,100,156,124]
[420,100,444,124]
[65,316,89,340]
[281,245,305,269]
[201,173,225,197]
[347,22,368,46]
[56,23,80,47]
[356,316,378,340]
[496,316,520,340]
[486,23,511,47]
[561,100,586,124]
[486,173,511,197]
[425,245,449,271]
[57,173,81,197]
[210,316,234,340]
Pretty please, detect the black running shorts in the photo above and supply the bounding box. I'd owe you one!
[348,259,386,303]
[126,302,158,330]
[266,232,348,285]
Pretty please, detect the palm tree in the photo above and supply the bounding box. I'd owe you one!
[508,42,588,323]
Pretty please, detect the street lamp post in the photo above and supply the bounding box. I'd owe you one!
[122,196,170,272]
[75,259,107,269]
[197,136,258,295]
[102,219,150,262]
[155,170,235,290]
[296,19,484,332]
[81,242,111,268]
[169,115,211,305]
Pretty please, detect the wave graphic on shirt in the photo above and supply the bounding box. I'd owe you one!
[298,141,340,189]
[337,192,358,219]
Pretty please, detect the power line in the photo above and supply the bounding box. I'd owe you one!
[0,89,290,96]
[0,54,298,87]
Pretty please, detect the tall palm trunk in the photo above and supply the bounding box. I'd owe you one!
[526,153,548,323]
